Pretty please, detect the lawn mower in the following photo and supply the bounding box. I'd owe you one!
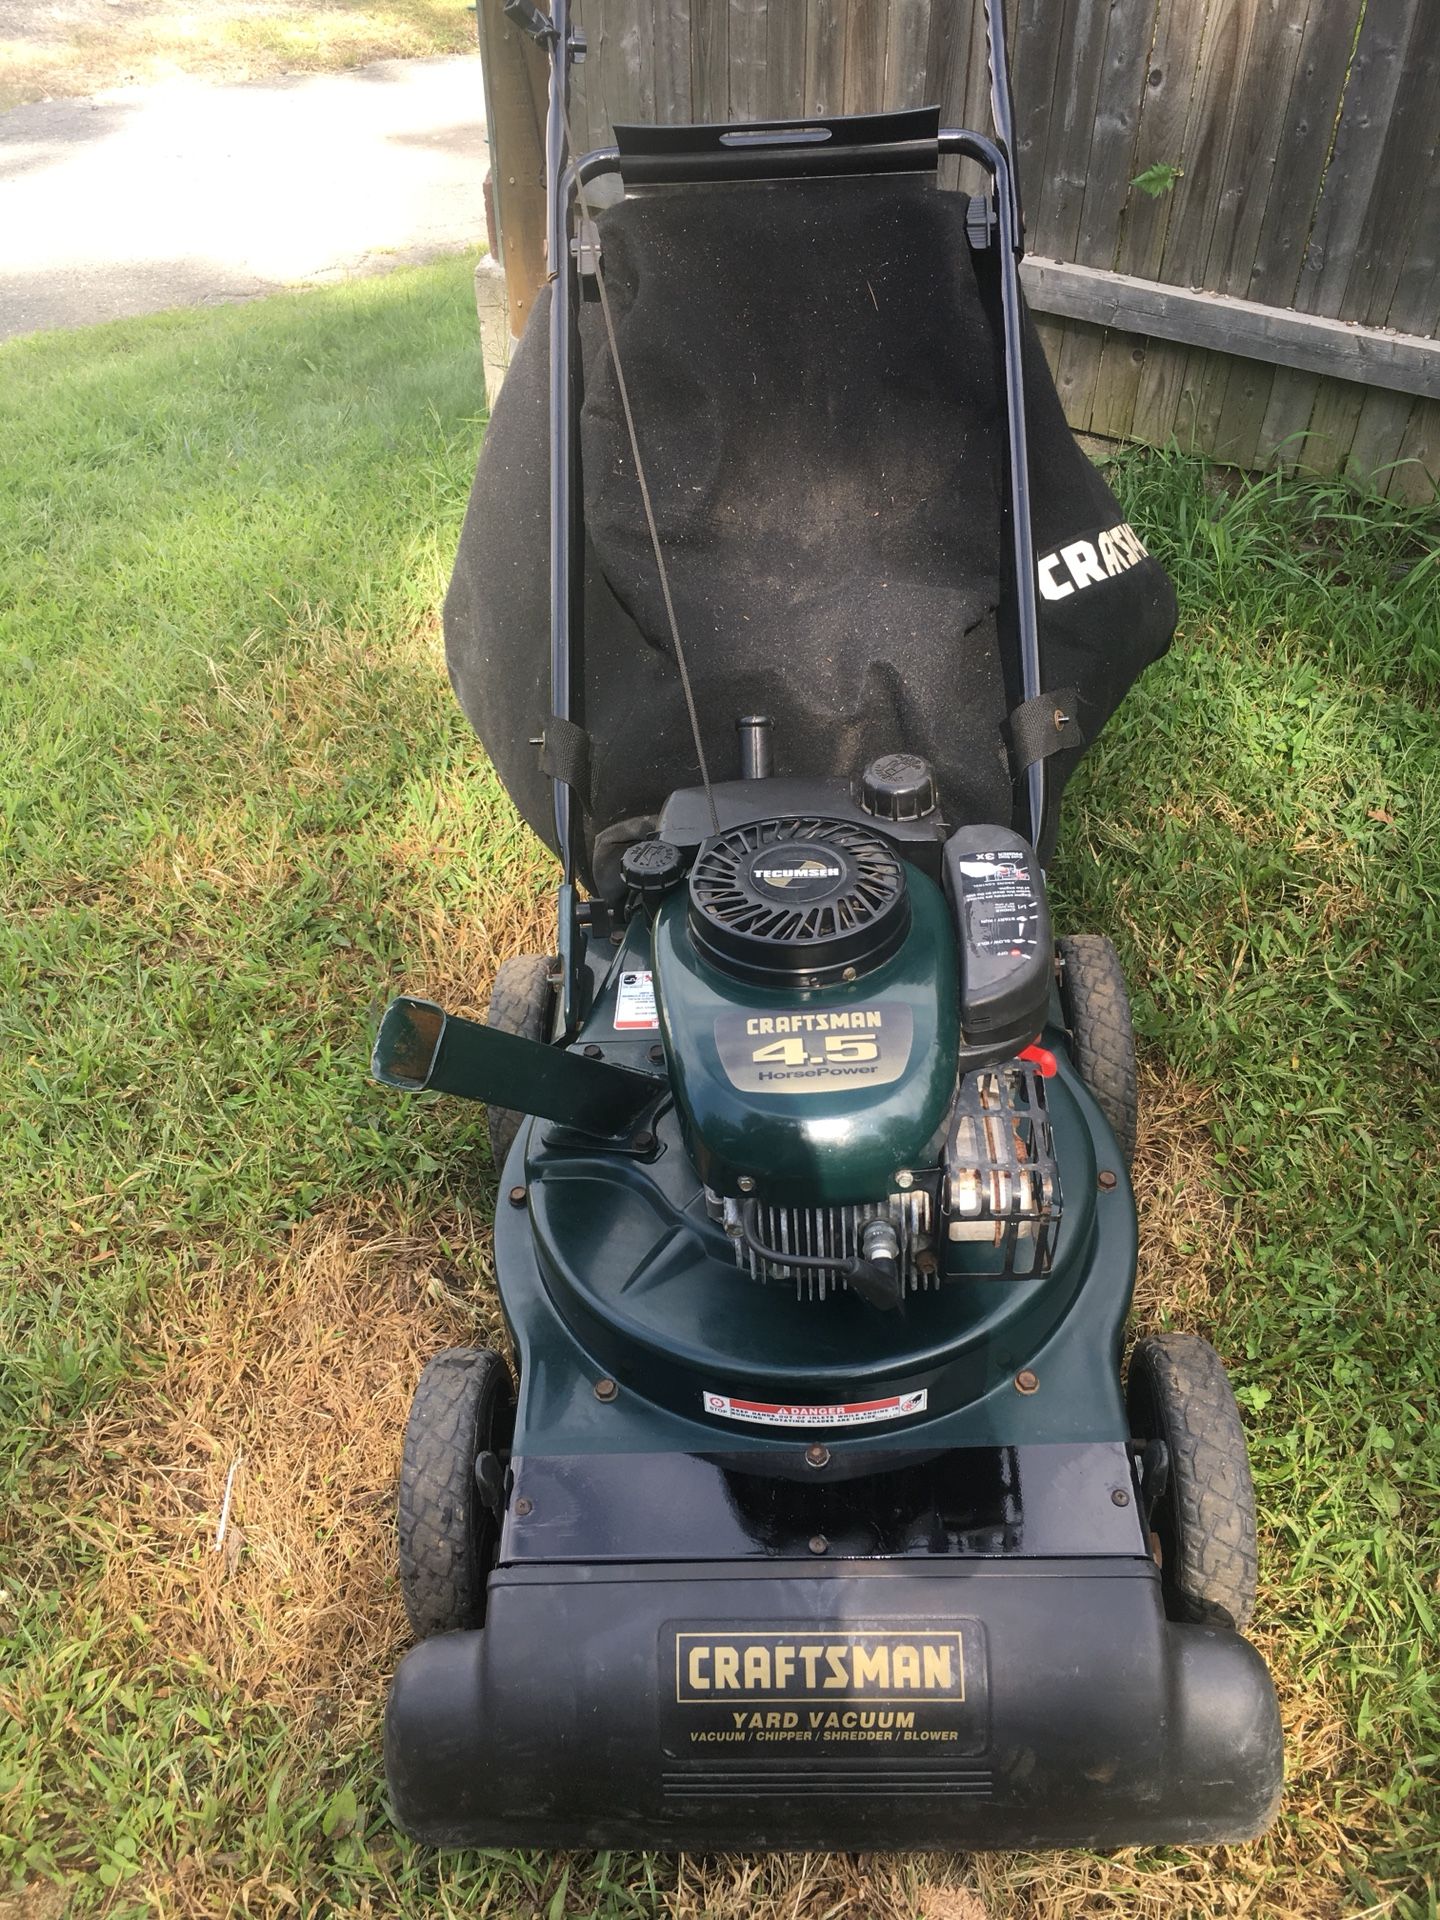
[371,0,1283,1850]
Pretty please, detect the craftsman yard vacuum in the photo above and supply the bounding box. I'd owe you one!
[370,0,1282,1851]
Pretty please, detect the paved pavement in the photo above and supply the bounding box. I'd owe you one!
[0,54,486,341]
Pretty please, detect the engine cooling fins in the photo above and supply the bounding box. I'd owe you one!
[687,816,911,986]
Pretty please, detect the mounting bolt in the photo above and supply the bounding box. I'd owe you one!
[1098,1169,1118,1191]
[805,1444,831,1470]
[738,1175,756,1194]
[842,966,857,982]
[633,1130,656,1152]
[507,1185,528,1208]
[648,1044,664,1063]
[808,1534,829,1556]
[1015,1369,1039,1395]
[583,1043,603,1058]
[513,1496,533,1517]
[895,1169,914,1190]
[1111,1487,1131,1507]
[594,1377,618,1402]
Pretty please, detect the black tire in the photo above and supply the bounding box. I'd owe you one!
[1057,934,1138,1167]
[397,1347,513,1638]
[485,954,554,1170]
[1127,1332,1259,1631]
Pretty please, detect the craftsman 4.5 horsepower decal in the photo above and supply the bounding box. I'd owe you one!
[713,1004,913,1094]
[661,1623,987,1758]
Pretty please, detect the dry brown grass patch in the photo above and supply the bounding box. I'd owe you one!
[25,1067,1362,1918]
[1130,1059,1236,1331]
[63,1203,501,1732]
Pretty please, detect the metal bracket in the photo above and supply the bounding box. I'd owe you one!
[1136,1438,1171,1525]
[571,215,601,278]
[474,1450,506,1523]
[966,195,998,252]
[504,0,585,60]
[502,0,557,46]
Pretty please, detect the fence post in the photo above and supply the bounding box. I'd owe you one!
[475,0,551,401]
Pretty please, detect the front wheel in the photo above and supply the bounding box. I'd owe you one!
[1127,1332,1259,1630]
[397,1347,514,1638]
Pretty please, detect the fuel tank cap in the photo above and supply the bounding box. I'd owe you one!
[860,752,937,822]
[687,816,910,987]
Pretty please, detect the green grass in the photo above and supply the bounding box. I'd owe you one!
[1,257,1437,1918]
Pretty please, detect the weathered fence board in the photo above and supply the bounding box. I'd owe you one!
[534,0,1440,499]
[1019,259,1440,400]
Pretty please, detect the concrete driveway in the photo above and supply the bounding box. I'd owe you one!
[0,53,486,340]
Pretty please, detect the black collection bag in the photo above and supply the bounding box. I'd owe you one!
[445,174,1176,893]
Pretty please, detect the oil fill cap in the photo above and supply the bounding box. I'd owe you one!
[621,837,687,901]
[861,753,937,822]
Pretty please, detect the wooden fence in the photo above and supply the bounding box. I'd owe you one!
[521,0,1438,501]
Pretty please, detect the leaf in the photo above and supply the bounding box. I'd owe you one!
[548,1864,571,1920]
[1132,161,1184,198]
[1367,1477,1402,1520]
[322,1783,359,1839]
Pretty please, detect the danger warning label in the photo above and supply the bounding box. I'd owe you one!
[702,1390,927,1428]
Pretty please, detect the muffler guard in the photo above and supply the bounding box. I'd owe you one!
[386,1559,1282,1850]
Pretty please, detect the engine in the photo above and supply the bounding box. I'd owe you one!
[648,808,1062,1306]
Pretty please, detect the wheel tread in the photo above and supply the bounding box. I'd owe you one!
[1128,1332,1259,1629]
[485,955,555,1169]
[397,1346,511,1638]
[1057,934,1138,1166]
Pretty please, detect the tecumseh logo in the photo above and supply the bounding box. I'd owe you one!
[753,858,842,886]
[676,1630,965,1703]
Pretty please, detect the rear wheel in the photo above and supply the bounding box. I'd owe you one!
[485,954,555,1170]
[397,1347,514,1638]
[1057,934,1137,1167]
[1127,1332,1259,1630]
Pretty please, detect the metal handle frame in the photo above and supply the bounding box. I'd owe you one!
[539,4,1044,1034]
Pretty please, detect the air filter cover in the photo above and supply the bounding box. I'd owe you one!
[687,817,910,986]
